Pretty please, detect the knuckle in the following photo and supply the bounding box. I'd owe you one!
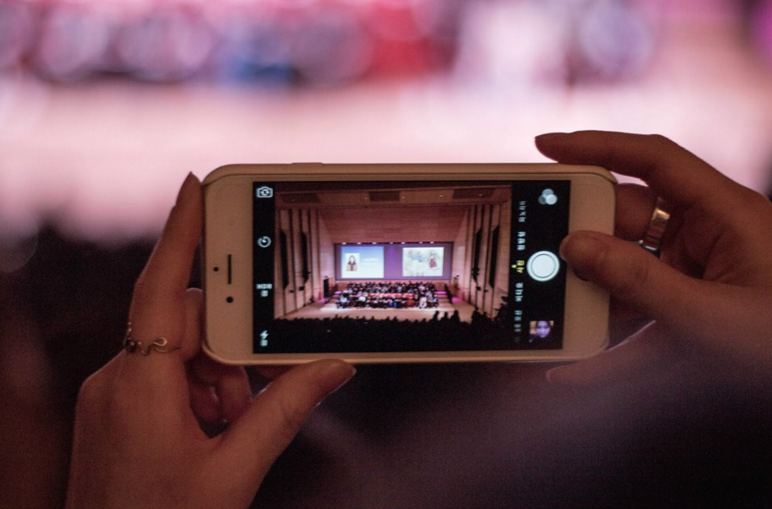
[76,378,97,406]
[645,133,682,154]
[741,187,772,212]
[645,133,673,146]
[645,134,679,158]
[130,272,168,313]
[640,134,682,171]
[75,371,107,413]
[132,274,152,304]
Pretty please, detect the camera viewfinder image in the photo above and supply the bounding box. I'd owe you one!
[252,180,569,354]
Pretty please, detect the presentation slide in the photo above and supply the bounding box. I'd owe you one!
[336,243,452,280]
[340,245,384,279]
[402,247,444,277]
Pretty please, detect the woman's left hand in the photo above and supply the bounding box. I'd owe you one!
[65,174,355,509]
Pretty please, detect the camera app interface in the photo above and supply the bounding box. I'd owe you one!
[252,180,569,354]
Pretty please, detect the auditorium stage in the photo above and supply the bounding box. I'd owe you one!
[281,297,477,322]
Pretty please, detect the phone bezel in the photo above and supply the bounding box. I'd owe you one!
[203,163,615,364]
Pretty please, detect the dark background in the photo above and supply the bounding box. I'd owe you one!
[2,1,772,507]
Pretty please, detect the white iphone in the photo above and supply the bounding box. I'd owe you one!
[202,163,615,364]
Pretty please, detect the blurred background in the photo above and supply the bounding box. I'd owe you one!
[2,0,772,507]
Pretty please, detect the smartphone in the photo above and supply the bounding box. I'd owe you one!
[202,163,615,364]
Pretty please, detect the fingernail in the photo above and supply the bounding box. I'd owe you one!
[545,365,580,385]
[535,132,568,142]
[545,366,562,383]
[336,363,357,386]
[176,172,199,205]
[320,360,357,394]
[572,268,591,282]
[559,232,605,262]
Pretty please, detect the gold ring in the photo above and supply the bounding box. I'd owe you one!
[123,323,181,356]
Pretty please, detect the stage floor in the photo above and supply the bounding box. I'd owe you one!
[282,297,477,323]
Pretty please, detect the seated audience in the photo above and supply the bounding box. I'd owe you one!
[336,281,441,309]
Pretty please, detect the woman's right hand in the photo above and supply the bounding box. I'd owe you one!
[535,131,772,384]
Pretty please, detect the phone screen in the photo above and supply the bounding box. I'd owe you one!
[252,180,570,354]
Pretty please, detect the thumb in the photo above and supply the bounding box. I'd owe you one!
[215,359,355,482]
[550,231,708,386]
[559,231,705,328]
[546,322,681,386]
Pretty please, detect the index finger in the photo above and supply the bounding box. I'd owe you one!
[126,173,202,365]
[134,172,202,305]
[535,131,739,209]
